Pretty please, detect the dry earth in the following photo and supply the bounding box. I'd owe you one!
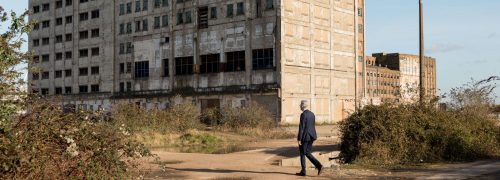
[136,125,500,180]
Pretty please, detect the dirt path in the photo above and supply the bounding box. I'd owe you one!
[137,125,500,179]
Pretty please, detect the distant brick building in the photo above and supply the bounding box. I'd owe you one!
[364,56,400,104]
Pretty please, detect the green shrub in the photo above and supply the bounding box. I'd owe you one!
[0,99,151,179]
[340,79,500,166]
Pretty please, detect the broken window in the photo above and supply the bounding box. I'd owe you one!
[66,33,72,41]
[79,30,88,39]
[200,54,220,74]
[256,0,262,17]
[79,85,88,93]
[65,87,72,94]
[32,73,40,80]
[227,4,234,17]
[91,66,99,75]
[135,0,141,12]
[55,52,63,60]
[119,82,125,92]
[55,87,63,95]
[42,72,50,79]
[163,59,169,77]
[65,69,72,77]
[175,56,194,75]
[143,0,148,11]
[42,20,50,28]
[135,20,141,32]
[185,11,192,23]
[162,15,168,26]
[143,19,148,31]
[177,12,183,25]
[252,48,274,70]
[266,0,274,9]
[79,12,88,21]
[154,16,160,29]
[120,63,125,74]
[41,88,49,95]
[154,0,161,8]
[226,51,245,72]
[79,68,88,76]
[79,49,88,58]
[42,54,50,62]
[236,2,244,15]
[135,61,149,78]
[126,62,132,73]
[198,6,208,29]
[91,84,99,92]
[210,7,217,19]
[55,70,63,78]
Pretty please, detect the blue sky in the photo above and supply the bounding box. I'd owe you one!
[366,0,500,102]
[1,0,499,102]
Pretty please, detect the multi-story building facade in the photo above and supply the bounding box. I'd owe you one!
[364,56,400,104]
[372,53,437,102]
[28,0,364,124]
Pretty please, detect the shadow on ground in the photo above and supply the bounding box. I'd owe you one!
[260,144,339,158]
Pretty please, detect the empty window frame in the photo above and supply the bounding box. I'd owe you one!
[252,48,274,70]
[175,56,194,75]
[200,54,220,74]
[226,51,245,72]
[134,61,149,78]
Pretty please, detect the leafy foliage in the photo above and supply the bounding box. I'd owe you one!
[340,78,500,166]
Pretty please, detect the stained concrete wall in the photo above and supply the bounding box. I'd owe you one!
[29,0,361,125]
[280,0,358,124]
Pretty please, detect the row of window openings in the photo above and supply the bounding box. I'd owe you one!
[35,85,99,96]
[32,0,77,13]
[367,73,400,79]
[367,81,399,87]
[32,29,99,46]
[33,48,99,63]
[126,49,273,78]
[118,1,274,31]
[119,0,167,15]
[32,10,99,30]
[368,89,398,95]
[32,67,99,81]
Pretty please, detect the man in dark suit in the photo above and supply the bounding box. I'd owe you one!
[296,100,323,176]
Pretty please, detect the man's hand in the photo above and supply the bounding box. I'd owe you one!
[298,141,302,146]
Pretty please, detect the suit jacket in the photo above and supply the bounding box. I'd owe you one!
[297,110,317,142]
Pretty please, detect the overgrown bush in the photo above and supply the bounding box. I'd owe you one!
[111,101,201,134]
[202,102,294,138]
[0,99,152,179]
[218,102,277,130]
[340,78,500,166]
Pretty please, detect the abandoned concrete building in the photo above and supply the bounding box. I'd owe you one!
[371,53,437,102]
[28,0,365,124]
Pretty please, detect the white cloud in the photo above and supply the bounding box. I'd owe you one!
[488,32,496,39]
[426,43,464,54]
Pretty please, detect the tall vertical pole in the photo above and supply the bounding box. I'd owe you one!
[419,0,425,102]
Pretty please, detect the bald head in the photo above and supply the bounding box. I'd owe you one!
[300,100,309,111]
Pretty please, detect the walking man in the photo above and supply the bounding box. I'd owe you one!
[296,100,323,176]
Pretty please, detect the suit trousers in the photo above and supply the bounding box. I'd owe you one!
[299,141,322,173]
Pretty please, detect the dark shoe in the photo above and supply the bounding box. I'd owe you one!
[295,172,306,176]
[317,166,323,176]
